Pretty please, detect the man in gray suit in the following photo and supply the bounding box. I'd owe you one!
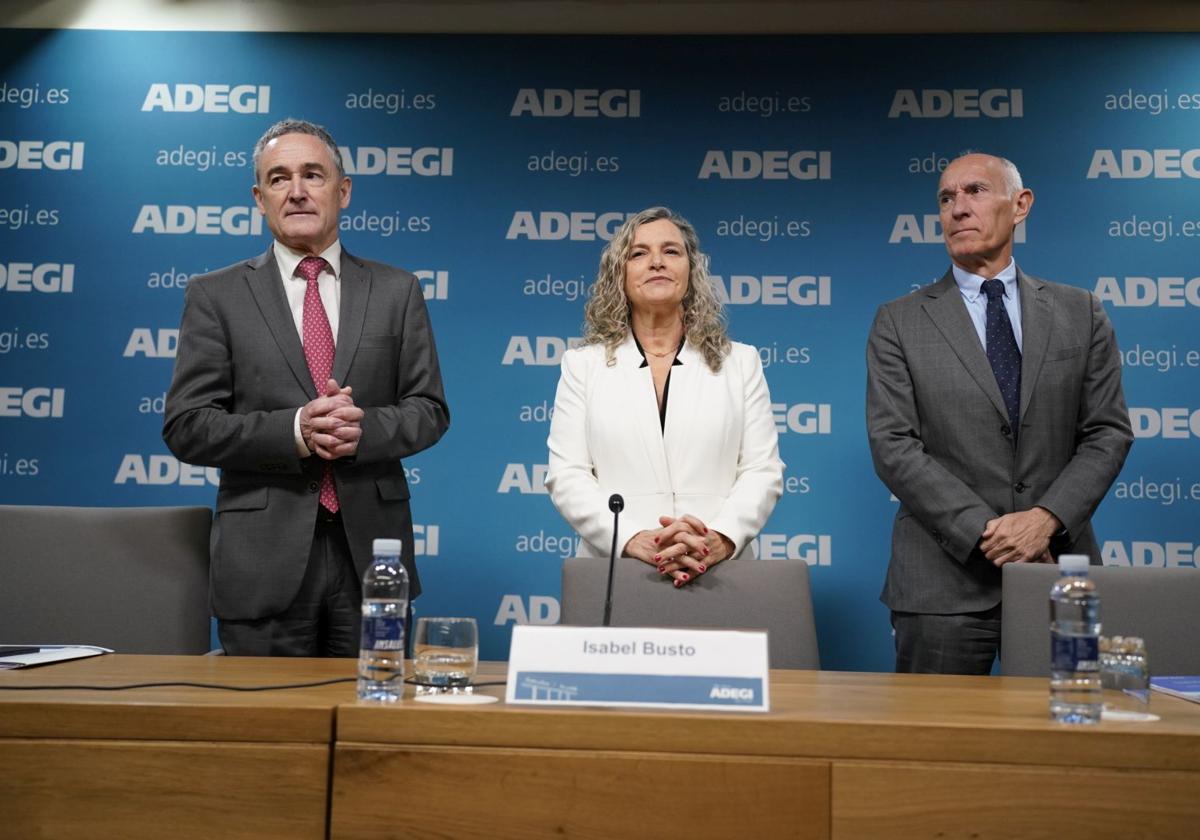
[164,118,449,656]
[866,152,1132,674]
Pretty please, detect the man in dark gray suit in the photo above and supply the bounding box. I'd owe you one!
[866,152,1132,675]
[164,118,449,656]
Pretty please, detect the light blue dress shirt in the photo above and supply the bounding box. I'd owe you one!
[952,258,1023,352]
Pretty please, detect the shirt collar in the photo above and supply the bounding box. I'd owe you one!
[273,239,343,282]
[952,257,1017,302]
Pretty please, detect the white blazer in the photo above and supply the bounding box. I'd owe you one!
[545,334,784,559]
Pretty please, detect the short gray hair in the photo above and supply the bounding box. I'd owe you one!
[954,150,1024,197]
[252,118,344,183]
[995,156,1024,196]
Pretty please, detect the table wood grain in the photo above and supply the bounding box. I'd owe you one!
[1,654,355,839]
[6,656,1199,839]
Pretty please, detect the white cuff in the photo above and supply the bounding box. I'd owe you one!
[293,408,311,457]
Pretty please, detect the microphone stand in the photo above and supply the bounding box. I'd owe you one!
[602,493,624,627]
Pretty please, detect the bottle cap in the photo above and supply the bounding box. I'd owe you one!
[1057,554,1090,574]
[372,538,403,556]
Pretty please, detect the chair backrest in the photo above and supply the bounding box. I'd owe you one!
[0,505,212,654]
[1001,563,1200,677]
[561,556,820,669]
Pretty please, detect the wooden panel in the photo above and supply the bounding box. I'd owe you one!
[0,699,337,742]
[832,760,1200,840]
[2,739,330,840]
[336,670,1200,772]
[4,657,1200,840]
[339,703,1200,769]
[0,654,347,741]
[331,744,830,840]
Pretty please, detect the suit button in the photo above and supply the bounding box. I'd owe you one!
[1000,424,1011,436]
[1014,482,1027,493]
[307,481,319,493]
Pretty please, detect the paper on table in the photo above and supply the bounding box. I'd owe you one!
[0,645,113,669]
[1150,676,1200,705]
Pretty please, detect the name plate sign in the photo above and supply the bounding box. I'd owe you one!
[506,625,769,712]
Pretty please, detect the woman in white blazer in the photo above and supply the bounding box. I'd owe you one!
[546,207,784,587]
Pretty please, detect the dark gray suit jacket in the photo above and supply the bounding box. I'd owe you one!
[866,268,1132,615]
[163,246,449,620]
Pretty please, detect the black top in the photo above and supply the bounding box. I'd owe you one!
[631,333,685,432]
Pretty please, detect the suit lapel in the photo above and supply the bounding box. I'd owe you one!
[332,249,370,384]
[617,335,673,491]
[1016,268,1051,419]
[921,270,1009,421]
[245,247,316,399]
[663,341,702,471]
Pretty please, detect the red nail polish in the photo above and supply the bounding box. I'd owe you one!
[681,573,690,582]
[673,579,683,588]
[698,564,707,573]
[703,547,711,556]
[653,554,661,562]
[653,537,659,544]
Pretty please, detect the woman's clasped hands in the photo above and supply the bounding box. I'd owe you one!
[624,514,735,588]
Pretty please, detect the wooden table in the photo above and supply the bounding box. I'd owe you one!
[0,654,355,840]
[333,666,1200,840]
[5,657,1199,839]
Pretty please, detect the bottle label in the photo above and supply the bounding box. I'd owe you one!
[1052,635,1099,672]
[362,616,406,651]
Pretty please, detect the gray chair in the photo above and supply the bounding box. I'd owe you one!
[561,556,820,669]
[1001,563,1200,677]
[0,505,212,654]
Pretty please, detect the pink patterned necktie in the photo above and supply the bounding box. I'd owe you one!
[297,255,339,513]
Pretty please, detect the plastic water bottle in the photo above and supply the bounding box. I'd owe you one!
[1049,554,1101,723]
[357,538,409,703]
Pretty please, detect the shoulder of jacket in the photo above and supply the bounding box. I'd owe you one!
[1027,275,1095,308]
[349,255,415,282]
[561,341,606,366]
[191,257,257,286]
[726,340,759,364]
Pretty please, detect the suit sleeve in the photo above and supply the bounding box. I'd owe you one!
[865,304,998,563]
[163,280,301,473]
[354,278,450,463]
[1032,293,1132,537]
[544,349,637,555]
[708,346,784,555]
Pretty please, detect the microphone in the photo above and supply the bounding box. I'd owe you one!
[602,493,624,627]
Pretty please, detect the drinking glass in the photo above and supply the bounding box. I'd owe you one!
[1100,635,1150,718]
[412,617,478,695]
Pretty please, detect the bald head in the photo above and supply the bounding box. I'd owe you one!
[936,154,1034,277]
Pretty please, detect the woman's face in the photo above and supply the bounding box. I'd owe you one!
[623,218,690,315]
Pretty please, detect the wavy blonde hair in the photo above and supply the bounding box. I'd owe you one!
[582,207,730,372]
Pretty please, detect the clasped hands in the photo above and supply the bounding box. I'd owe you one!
[299,378,364,460]
[979,506,1062,567]
[624,515,735,588]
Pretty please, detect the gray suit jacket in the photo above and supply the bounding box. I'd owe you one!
[866,268,1132,614]
[163,246,450,620]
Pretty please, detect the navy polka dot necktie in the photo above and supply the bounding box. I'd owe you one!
[982,279,1021,439]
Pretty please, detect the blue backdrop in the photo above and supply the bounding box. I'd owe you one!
[2,30,1197,669]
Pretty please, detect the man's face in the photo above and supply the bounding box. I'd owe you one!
[937,154,1032,273]
[252,132,351,255]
